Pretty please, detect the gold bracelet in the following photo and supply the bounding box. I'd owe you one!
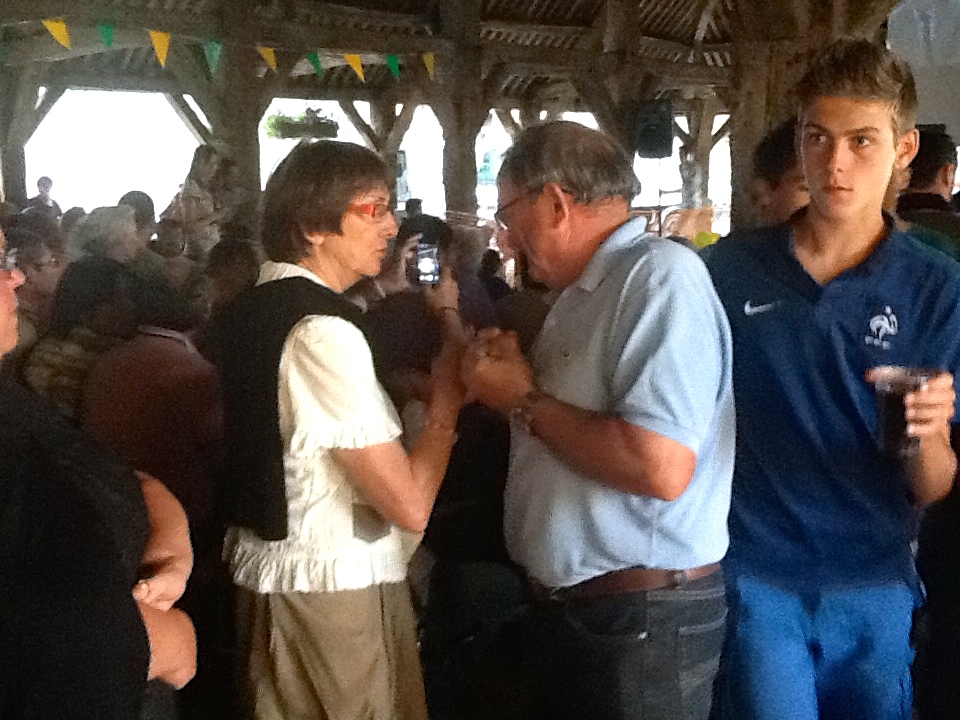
[510,388,546,434]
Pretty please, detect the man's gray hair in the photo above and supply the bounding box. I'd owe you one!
[498,121,640,204]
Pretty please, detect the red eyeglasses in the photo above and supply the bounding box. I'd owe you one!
[348,202,393,221]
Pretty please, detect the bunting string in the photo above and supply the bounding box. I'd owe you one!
[38,17,437,83]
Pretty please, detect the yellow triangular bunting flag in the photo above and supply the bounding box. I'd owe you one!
[42,19,71,49]
[258,47,277,72]
[344,54,365,82]
[149,30,171,68]
[422,52,435,80]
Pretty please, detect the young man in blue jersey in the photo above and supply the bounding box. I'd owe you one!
[706,39,960,720]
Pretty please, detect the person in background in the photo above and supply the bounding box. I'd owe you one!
[0,225,196,718]
[119,190,158,249]
[461,121,734,720]
[22,257,138,420]
[2,228,64,371]
[478,248,512,303]
[204,238,260,318]
[68,205,146,265]
[896,125,960,258]
[25,175,62,221]
[83,311,223,720]
[705,39,960,720]
[60,206,86,237]
[9,208,67,262]
[750,119,811,226]
[163,145,225,260]
[212,140,464,720]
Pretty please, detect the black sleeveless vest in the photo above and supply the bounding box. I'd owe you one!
[212,277,366,540]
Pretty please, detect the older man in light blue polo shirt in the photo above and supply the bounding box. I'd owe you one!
[461,120,735,720]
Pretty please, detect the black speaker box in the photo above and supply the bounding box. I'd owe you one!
[634,100,674,159]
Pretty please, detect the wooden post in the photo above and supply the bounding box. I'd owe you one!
[0,64,62,207]
[428,0,494,216]
[677,91,725,208]
[339,92,419,195]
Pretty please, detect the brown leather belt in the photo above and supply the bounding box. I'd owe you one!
[530,563,721,603]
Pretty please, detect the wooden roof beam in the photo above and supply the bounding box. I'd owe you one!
[0,1,449,54]
[482,42,730,86]
[2,27,150,67]
[163,93,213,144]
[693,0,723,46]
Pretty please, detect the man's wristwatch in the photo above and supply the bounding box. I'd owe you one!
[510,388,546,433]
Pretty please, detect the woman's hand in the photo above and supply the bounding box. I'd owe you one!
[424,265,459,317]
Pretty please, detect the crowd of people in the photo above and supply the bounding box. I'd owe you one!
[2,36,960,720]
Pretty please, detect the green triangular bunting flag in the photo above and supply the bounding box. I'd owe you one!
[203,40,222,74]
[386,55,400,79]
[99,23,115,48]
[307,51,323,76]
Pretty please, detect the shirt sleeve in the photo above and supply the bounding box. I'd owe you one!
[278,315,403,453]
[607,244,731,455]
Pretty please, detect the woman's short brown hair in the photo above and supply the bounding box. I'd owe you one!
[260,140,391,263]
[795,38,918,138]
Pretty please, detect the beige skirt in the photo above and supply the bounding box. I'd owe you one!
[236,582,428,720]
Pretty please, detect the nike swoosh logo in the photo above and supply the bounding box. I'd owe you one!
[744,300,778,316]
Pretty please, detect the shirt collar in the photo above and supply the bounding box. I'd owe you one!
[572,215,651,292]
[782,211,906,280]
[258,260,333,290]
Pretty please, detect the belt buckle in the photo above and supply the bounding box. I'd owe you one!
[669,569,690,587]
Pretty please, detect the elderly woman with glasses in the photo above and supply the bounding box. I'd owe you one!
[213,140,464,720]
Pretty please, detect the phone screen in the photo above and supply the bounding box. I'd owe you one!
[417,243,441,285]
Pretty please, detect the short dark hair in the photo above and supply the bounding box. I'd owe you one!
[206,238,260,278]
[364,291,442,375]
[753,119,800,185]
[4,228,49,266]
[908,126,958,190]
[260,140,391,263]
[118,190,156,230]
[48,256,133,336]
[795,38,918,137]
[498,121,640,204]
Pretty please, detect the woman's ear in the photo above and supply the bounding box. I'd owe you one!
[301,225,325,249]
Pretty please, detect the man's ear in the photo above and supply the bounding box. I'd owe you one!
[939,164,957,197]
[895,128,920,171]
[541,182,573,229]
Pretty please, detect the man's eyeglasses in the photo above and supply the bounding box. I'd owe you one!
[348,202,393,221]
[494,194,529,231]
[0,248,18,273]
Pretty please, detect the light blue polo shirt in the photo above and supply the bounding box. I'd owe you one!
[504,217,736,588]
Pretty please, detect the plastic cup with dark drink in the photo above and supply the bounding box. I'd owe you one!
[871,366,938,459]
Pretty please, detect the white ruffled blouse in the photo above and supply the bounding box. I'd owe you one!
[225,261,410,594]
